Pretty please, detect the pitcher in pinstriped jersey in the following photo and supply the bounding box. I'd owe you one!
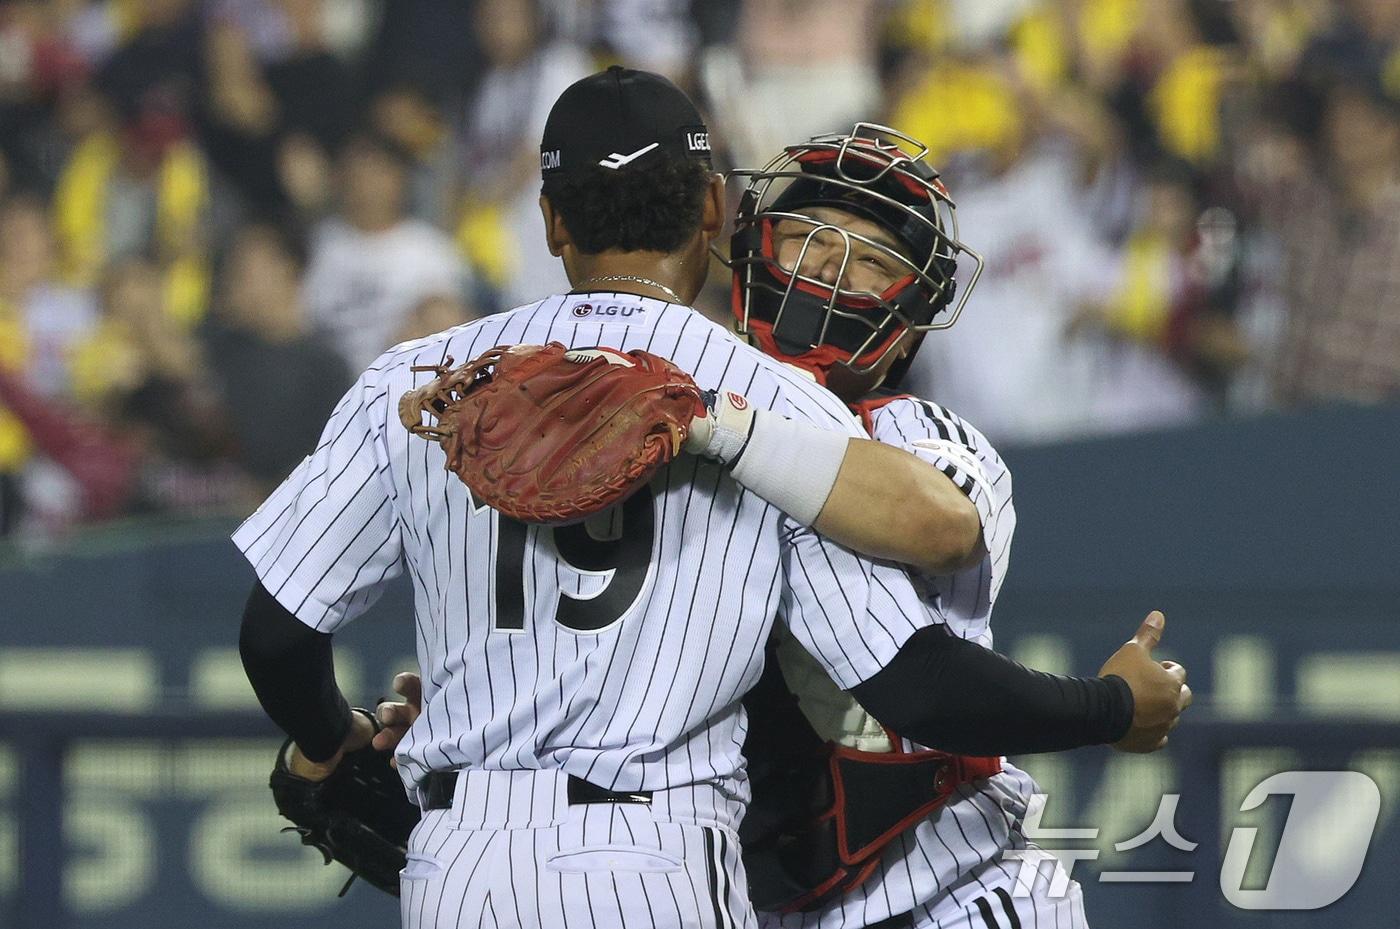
[236,69,952,929]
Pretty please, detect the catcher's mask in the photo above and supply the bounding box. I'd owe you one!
[726,124,983,383]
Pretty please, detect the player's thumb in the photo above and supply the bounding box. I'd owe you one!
[393,671,423,710]
[1130,611,1166,653]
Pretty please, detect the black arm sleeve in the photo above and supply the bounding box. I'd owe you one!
[849,624,1134,755]
[238,581,352,762]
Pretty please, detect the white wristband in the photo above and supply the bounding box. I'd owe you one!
[730,410,849,527]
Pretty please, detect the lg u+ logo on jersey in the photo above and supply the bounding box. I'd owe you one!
[571,303,645,319]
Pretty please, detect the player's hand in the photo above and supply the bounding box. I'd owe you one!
[684,389,754,465]
[286,709,376,782]
[1097,611,1193,753]
[372,672,423,763]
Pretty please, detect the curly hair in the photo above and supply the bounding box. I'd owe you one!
[542,155,711,254]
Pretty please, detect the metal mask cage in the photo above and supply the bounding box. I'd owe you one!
[719,123,984,374]
[735,215,929,361]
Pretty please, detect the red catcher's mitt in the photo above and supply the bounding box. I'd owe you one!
[398,342,702,524]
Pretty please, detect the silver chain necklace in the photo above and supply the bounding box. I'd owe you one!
[575,274,684,304]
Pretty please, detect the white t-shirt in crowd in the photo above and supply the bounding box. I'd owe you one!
[910,143,1207,445]
[302,217,466,371]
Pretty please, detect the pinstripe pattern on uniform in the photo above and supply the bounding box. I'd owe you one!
[233,294,944,844]
[398,769,757,928]
[912,851,1090,929]
[755,397,1090,929]
[864,398,1016,647]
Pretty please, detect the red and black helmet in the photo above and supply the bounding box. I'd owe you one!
[726,124,982,382]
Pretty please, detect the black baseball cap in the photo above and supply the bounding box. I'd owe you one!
[540,66,711,185]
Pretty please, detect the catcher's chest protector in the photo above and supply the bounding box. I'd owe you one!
[740,645,1001,914]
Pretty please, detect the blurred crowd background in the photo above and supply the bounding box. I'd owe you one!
[1,0,1397,539]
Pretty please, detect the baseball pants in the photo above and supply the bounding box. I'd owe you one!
[401,769,757,929]
[911,849,1090,929]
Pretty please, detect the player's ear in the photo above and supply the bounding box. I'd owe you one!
[699,173,726,244]
[539,195,571,257]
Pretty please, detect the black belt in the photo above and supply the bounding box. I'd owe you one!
[421,771,653,811]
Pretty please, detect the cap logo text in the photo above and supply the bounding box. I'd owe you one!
[686,131,711,153]
[540,150,561,170]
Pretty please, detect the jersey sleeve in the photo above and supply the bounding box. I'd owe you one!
[778,528,940,688]
[231,370,403,633]
[764,368,942,688]
[868,398,1016,607]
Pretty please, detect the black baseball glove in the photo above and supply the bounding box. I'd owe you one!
[269,707,422,897]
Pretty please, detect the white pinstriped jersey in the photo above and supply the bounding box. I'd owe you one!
[865,398,1015,651]
[766,397,1041,929]
[232,293,941,809]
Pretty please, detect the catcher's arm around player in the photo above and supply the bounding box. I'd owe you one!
[823,438,982,573]
[373,609,1183,759]
[689,392,982,575]
[372,352,1186,760]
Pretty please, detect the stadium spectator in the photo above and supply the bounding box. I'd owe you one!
[368,84,460,230]
[454,0,587,307]
[700,0,883,168]
[1257,76,1400,404]
[301,130,467,371]
[1301,0,1400,89]
[1132,0,1236,168]
[0,194,101,533]
[1068,161,1245,432]
[73,257,253,516]
[360,0,479,102]
[200,2,356,215]
[90,0,204,120]
[900,57,1124,445]
[0,195,98,402]
[394,293,478,345]
[204,222,351,489]
[581,0,698,80]
[0,2,90,193]
[50,84,218,325]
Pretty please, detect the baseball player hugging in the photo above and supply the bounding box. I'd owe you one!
[236,69,1190,929]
